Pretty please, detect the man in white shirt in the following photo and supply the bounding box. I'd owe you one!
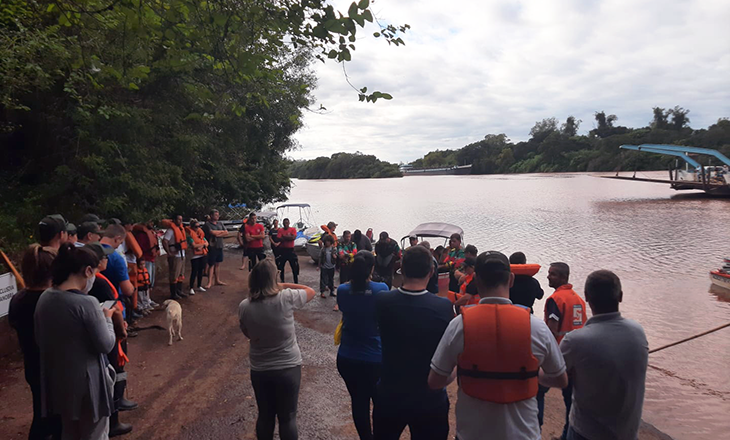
[428,251,568,440]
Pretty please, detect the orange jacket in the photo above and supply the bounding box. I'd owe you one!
[546,284,587,343]
[125,231,143,259]
[168,222,188,250]
[97,273,130,367]
[457,303,539,403]
[320,225,338,246]
[186,226,208,256]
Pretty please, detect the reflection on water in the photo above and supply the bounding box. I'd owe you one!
[286,172,730,440]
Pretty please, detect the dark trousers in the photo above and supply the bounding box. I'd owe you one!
[190,257,205,289]
[277,248,300,283]
[537,381,573,440]
[567,427,589,440]
[250,366,301,440]
[373,400,449,440]
[247,247,267,271]
[320,267,335,293]
[340,265,351,284]
[28,375,61,440]
[337,356,381,440]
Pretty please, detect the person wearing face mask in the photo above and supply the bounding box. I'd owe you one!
[34,244,117,440]
[86,243,135,437]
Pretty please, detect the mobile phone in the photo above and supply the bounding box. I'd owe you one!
[101,300,117,309]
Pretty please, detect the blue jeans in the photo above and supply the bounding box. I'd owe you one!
[567,427,589,440]
[537,380,573,440]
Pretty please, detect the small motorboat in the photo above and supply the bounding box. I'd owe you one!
[710,258,730,291]
[400,222,464,296]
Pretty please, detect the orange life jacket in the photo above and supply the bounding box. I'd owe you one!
[96,273,130,367]
[136,266,150,289]
[460,273,474,294]
[320,225,338,246]
[457,303,539,403]
[168,222,188,250]
[125,231,143,259]
[511,264,540,277]
[186,226,208,256]
[547,284,587,343]
[447,290,479,307]
[132,224,159,257]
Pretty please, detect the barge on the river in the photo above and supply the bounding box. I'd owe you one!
[604,144,730,196]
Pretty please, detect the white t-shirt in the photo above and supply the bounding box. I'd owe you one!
[430,297,566,440]
[163,228,185,258]
[118,240,137,265]
[238,289,308,371]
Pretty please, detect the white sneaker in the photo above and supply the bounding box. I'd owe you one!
[149,300,159,307]
[198,286,207,292]
[189,288,196,295]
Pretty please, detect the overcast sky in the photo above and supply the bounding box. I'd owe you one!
[291,0,730,164]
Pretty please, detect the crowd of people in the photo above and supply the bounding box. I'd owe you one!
[238,231,649,440]
[7,211,650,440]
[7,210,247,440]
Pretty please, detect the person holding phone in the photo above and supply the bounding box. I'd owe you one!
[34,244,117,440]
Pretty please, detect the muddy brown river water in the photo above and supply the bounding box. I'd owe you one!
[286,172,730,440]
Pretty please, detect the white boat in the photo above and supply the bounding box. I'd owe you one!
[710,258,730,291]
[276,203,318,248]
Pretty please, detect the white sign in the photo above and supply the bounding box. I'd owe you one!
[0,272,18,318]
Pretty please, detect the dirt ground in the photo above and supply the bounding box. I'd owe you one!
[0,248,670,440]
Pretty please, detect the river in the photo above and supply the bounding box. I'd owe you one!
[285,172,730,440]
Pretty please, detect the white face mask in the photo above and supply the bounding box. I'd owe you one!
[82,274,96,294]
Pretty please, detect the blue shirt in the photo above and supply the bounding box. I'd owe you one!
[101,243,129,317]
[337,281,390,363]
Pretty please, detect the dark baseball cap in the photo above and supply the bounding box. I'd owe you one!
[80,213,106,224]
[475,251,511,274]
[38,215,68,242]
[78,222,102,239]
[66,223,78,234]
[84,242,115,259]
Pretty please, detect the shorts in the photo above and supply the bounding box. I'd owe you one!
[208,247,224,264]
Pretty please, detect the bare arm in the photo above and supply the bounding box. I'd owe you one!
[212,230,228,237]
[547,319,560,341]
[428,368,457,390]
[162,238,171,255]
[119,279,134,297]
[539,369,568,389]
[280,283,316,302]
[454,293,474,306]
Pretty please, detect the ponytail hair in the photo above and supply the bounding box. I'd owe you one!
[350,251,375,293]
[21,244,58,289]
[51,243,100,285]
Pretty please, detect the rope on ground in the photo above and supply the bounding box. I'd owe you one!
[649,322,730,354]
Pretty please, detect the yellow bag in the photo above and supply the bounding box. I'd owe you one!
[334,319,343,346]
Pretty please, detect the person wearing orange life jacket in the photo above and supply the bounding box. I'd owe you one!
[136,258,153,315]
[186,219,208,295]
[451,257,479,308]
[85,242,136,437]
[321,221,338,247]
[537,262,587,440]
[132,220,160,290]
[508,252,544,313]
[162,215,188,300]
[121,220,143,317]
[428,251,568,440]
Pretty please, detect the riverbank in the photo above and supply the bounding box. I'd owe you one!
[0,248,671,439]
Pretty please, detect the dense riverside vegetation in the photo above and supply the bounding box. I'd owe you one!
[0,0,407,249]
[289,152,402,179]
[411,109,730,174]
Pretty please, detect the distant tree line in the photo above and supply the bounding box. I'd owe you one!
[410,107,730,174]
[289,152,402,179]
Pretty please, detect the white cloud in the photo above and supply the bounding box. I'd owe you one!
[292,0,730,163]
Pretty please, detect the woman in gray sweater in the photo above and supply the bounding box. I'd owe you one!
[35,244,117,440]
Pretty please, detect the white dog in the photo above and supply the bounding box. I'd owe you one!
[163,299,183,346]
